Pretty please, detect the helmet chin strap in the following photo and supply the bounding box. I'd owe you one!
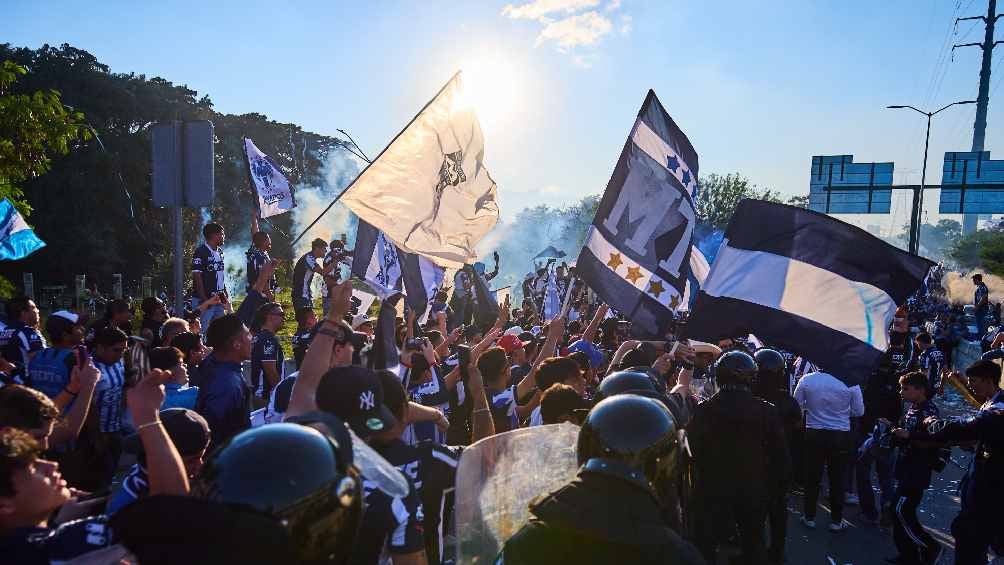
[581,458,653,493]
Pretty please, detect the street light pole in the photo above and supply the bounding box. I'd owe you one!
[886,100,976,255]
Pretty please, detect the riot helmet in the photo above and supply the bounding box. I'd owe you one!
[193,423,362,564]
[577,394,680,492]
[714,350,758,387]
[753,348,787,395]
[593,369,659,403]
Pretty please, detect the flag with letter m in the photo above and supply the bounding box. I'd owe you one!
[575,90,698,338]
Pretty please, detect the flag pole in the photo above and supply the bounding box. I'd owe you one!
[290,70,464,247]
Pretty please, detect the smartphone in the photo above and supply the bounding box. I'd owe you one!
[405,337,425,350]
[74,345,88,369]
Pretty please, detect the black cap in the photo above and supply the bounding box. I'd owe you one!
[124,408,210,457]
[315,366,398,437]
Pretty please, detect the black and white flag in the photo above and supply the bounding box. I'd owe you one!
[575,90,698,338]
[686,199,934,385]
[352,220,445,321]
[339,72,499,268]
[244,138,296,218]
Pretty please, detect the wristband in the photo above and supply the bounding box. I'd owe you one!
[136,420,162,431]
[63,387,79,397]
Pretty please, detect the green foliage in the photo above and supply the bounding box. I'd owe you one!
[0,59,91,213]
[897,219,961,262]
[0,43,353,295]
[0,274,17,299]
[949,227,1004,275]
[786,194,809,209]
[695,173,782,231]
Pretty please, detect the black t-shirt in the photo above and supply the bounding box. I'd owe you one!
[291,252,320,301]
[245,246,277,293]
[378,439,464,565]
[351,463,425,565]
[291,328,313,368]
[250,329,284,399]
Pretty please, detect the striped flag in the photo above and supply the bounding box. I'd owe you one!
[575,90,698,338]
[352,220,445,322]
[0,199,45,261]
[686,199,934,385]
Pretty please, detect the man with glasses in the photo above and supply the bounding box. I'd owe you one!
[85,327,130,490]
[250,302,286,403]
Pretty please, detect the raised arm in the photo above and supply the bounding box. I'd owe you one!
[50,362,101,447]
[127,369,189,496]
[286,279,353,419]
[516,315,565,401]
[581,303,608,343]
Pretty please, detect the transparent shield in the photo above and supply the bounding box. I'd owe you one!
[455,423,580,564]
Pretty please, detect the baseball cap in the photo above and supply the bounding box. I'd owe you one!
[124,408,211,457]
[315,366,397,438]
[503,326,525,337]
[351,314,372,330]
[50,310,80,324]
[498,334,530,354]
[567,339,605,369]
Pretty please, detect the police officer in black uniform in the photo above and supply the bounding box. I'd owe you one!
[752,348,799,565]
[687,351,789,565]
[498,394,704,565]
[909,360,1004,565]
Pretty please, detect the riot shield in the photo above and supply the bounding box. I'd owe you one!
[455,423,580,564]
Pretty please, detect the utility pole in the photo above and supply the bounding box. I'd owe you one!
[954,0,1002,234]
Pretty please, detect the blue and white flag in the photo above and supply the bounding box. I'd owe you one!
[575,90,698,338]
[244,138,296,218]
[686,199,934,385]
[0,200,45,261]
[352,220,445,321]
[681,245,711,311]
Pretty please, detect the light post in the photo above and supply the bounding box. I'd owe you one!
[887,100,975,255]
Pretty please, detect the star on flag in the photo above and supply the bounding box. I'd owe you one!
[647,279,666,298]
[625,266,643,284]
[607,252,624,270]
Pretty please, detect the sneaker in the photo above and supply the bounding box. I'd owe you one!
[829,520,849,532]
[800,516,816,529]
[845,493,860,505]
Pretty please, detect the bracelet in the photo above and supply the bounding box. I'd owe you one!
[63,387,79,397]
[136,420,162,431]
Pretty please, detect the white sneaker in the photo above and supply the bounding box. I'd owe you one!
[829,520,849,532]
[800,517,816,529]
[845,494,860,505]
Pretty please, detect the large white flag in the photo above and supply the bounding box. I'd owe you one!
[339,72,499,268]
[244,138,296,218]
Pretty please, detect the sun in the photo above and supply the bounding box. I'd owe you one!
[458,52,523,137]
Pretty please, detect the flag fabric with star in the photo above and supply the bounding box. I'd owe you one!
[338,72,499,269]
[0,199,45,261]
[574,90,698,338]
[685,199,934,386]
[244,138,296,218]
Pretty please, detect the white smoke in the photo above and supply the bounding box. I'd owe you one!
[942,271,1004,305]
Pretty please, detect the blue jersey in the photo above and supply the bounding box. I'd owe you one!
[406,367,451,445]
[195,354,251,449]
[245,245,277,293]
[487,385,519,433]
[917,347,945,391]
[192,242,226,296]
[26,348,75,399]
[0,515,114,564]
[106,463,148,514]
[162,382,199,411]
[92,357,127,433]
[250,330,284,399]
[975,281,989,310]
[1,322,46,371]
[352,473,425,565]
[291,252,321,301]
[380,439,463,564]
[894,400,941,489]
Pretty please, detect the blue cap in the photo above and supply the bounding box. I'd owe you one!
[568,339,604,369]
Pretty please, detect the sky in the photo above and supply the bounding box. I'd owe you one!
[4,0,1003,236]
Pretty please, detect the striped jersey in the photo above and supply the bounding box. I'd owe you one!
[92,358,127,433]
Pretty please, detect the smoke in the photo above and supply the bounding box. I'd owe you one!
[942,271,1004,305]
[290,148,364,256]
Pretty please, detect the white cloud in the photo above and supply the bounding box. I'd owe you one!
[605,0,622,11]
[619,14,632,34]
[535,11,613,51]
[501,0,600,21]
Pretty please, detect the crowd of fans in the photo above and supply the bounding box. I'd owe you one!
[0,218,1002,565]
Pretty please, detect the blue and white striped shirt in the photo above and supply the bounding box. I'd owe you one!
[92,358,127,433]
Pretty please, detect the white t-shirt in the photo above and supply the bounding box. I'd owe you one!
[793,371,864,432]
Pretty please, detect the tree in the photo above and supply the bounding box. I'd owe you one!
[0,60,90,213]
[897,219,961,262]
[949,226,1004,274]
[786,194,809,209]
[695,173,782,231]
